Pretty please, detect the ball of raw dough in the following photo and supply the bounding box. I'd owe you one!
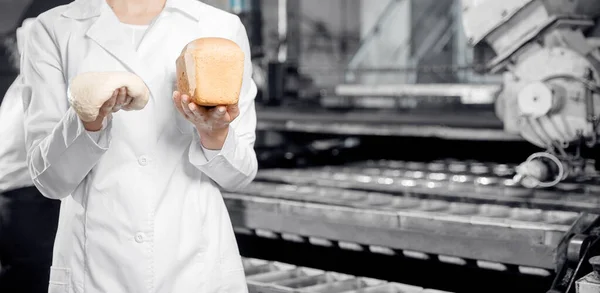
[69,71,150,122]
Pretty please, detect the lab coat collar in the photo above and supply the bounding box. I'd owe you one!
[61,0,103,19]
[61,0,201,95]
[62,0,201,21]
[165,0,202,21]
[84,2,144,78]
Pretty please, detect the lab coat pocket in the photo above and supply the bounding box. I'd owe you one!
[48,267,71,293]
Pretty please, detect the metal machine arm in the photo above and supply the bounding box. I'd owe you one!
[461,0,600,188]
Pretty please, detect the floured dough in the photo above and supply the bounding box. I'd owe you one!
[176,37,244,106]
[69,71,150,122]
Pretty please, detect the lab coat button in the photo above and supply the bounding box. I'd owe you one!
[138,156,149,166]
[135,232,145,243]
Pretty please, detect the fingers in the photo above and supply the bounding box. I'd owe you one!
[180,94,197,119]
[173,91,185,114]
[187,102,207,121]
[212,106,232,125]
[113,87,127,112]
[121,95,134,110]
[212,106,227,120]
[173,91,203,122]
[99,89,119,117]
[172,91,235,129]
[124,95,133,106]
[226,104,240,120]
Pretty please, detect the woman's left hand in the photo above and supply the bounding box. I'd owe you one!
[173,91,240,150]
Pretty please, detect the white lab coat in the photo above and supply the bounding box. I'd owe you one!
[21,0,258,292]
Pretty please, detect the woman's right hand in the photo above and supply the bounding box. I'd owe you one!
[83,87,132,131]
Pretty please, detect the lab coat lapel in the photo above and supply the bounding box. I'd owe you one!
[85,3,144,81]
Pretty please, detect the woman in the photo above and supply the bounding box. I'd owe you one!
[21,0,258,292]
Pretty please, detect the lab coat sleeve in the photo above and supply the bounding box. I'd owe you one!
[188,18,258,192]
[21,20,112,200]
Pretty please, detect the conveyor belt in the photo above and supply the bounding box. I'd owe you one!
[254,160,600,213]
[243,258,452,293]
[224,160,600,271]
[225,190,575,270]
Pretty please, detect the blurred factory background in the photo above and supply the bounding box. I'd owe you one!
[2,0,600,293]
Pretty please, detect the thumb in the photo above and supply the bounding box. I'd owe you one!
[227,104,240,119]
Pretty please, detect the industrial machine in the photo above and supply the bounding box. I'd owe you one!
[459,1,600,292]
[462,0,600,189]
[227,0,600,293]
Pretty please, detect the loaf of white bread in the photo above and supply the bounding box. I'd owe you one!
[176,37,245,106]
[69,72,150,122]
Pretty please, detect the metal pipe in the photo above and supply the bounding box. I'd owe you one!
[589,38,600,48]
[335,83,502,104]
[277,0,288,63]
